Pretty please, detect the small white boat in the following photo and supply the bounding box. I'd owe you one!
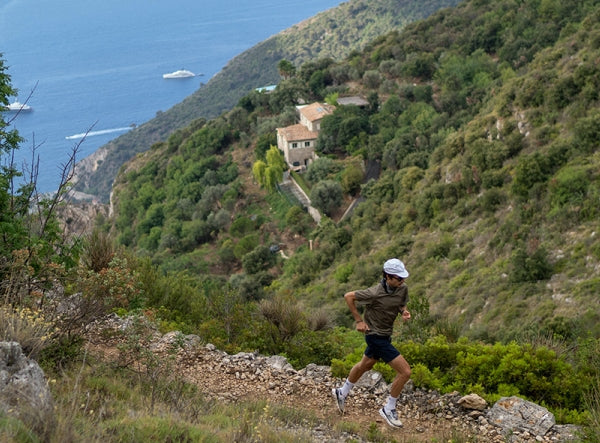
[162,69,195,79]
[5,100,32,112]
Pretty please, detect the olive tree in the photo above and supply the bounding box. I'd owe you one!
[309,180,343,216]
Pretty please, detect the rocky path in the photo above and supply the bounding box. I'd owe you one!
[174,341,575,443]
[177,344,458,442]
[86,320,581,443]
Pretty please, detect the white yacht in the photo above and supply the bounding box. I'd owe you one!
[5,101,32,112]
[162,69,195,79]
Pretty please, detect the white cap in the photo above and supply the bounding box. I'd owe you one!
[383,258,409,278]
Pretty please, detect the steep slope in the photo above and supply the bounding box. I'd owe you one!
[106,0,600,346]
[73,0,461,202]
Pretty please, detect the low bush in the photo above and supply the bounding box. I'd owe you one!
[334,263,354,283]
[332,335,593,423]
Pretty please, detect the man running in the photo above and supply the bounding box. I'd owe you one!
[332,258,411,428]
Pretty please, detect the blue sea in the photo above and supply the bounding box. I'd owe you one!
[0,0,342,193]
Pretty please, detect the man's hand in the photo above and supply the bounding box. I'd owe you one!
[401,309,411,321]
[356,320,370,333]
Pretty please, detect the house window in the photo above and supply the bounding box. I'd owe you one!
[292,142,298,148]
[293,161,300,166]
[304,141,311,147]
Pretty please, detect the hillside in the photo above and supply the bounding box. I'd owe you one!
[73,0,461,202]
[3,0,600,438]
[106,0,600,349]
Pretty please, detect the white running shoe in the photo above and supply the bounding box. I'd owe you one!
[332,388,346,413]
[379,407,403,428]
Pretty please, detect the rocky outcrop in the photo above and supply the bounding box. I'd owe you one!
[0,342,55,436]
[488,396,581,442]
[489,396,555,436]
[72,143,110,193]
[55,197,109,238]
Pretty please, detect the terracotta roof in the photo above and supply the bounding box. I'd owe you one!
[297,102,335,122]
[277,124,318,142]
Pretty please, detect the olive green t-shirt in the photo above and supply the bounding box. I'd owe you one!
[354,280,408,336]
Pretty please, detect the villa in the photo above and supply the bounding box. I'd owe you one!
[276,102,335,171]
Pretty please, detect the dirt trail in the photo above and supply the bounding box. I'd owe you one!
[175,344,468,442]
[84,325,534,442]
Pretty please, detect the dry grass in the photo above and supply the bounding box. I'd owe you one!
[0,306,56,359]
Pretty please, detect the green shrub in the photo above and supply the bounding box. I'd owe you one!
[574,110,600,153]
[393,337,589,419]
[242,245,276,275]
[229,216,255,237]
[433,318,463,343]
[549,165,589,208]
[233,234,259,259]
[449,271,471,291]
[398,166,425,191]
[180,219,212,250]
[481,169,508,189]
[581,184,600,221]
[305,157,342,183]
[363,70,382,89]
[512,153,551,199]
[411,363,443,390]
[39,335,84,372]
[259,296,305,348]
[450,341,584,410]
[341,163,365,195]
[77,256,146,313]
[351,231,373,257]
[510,245,553,282]
[287,329,346,368]
[426,234,454,259]
[334,263,354,283]
[284,206,312,235]
[480,188,506,213]
[309,180,343,216]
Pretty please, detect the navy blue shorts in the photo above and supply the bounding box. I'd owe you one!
[364,334,400,363]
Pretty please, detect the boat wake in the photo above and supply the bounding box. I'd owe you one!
[65,126,132,140]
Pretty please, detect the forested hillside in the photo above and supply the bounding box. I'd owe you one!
[110,0,600,344]
[73,0,461,201]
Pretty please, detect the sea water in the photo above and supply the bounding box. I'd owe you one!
[0,0,342,192]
